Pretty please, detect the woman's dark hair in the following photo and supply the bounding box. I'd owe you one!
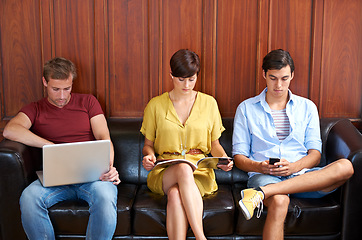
[43,57,77,82]
[170,49,200,78]
[262,49,294,74]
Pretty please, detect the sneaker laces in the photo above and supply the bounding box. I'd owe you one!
[250,192,264,218]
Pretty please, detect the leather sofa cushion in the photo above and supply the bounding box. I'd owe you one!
[132,184,235,237]
[48,183,137,236]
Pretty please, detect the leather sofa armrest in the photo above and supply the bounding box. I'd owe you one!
[323,119,362,240]
[0,139,42,240]
[324,118,362,164]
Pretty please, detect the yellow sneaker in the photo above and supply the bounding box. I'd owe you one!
[239,188,264,220]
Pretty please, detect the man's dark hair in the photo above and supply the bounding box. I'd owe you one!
[170,49,200,78]
[43,57,77,82]
[262,49,295,74]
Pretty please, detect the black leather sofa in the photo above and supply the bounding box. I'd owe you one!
[0,118,361,240]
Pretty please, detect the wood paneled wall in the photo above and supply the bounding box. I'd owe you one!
[1,0,361,137]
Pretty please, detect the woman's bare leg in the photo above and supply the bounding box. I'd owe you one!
[166,184,188,240]
[163,163,206,240]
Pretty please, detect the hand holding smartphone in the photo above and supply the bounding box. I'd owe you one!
[269,158,280,165]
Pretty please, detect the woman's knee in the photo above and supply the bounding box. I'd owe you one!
[168,163,194,183]
[175,163,194,176]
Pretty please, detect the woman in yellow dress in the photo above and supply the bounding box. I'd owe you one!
[141,49,233,240]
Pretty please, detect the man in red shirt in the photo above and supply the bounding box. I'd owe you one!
[3,57,120,240]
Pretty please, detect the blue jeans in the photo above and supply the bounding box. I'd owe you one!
[247,167,335,198]
[20,180,118,240]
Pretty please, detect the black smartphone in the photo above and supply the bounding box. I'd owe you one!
[217,157,232,165]
[269,158,280,165]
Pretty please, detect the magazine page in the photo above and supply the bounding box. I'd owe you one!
[153,159,197,171]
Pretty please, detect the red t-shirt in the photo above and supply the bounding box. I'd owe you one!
[20,93,104,144]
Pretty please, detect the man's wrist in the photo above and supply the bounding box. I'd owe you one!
[257,161,265,173]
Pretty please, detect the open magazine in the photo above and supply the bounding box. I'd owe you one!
[153,157,233,172]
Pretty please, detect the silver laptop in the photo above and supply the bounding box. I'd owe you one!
[36,140,110,187]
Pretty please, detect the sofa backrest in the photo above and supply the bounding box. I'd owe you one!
[108,118,249,185]
[108,119,148,184]
[215,118,249,184]
[108,118,347,186]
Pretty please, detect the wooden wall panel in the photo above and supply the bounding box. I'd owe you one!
[160,0,203,93]
[0,0,43,119]
[108,0,149,117]
[320,0,362,119]
[148,0,162,100]
[52,0,96,95]
[255,0,270,95]
[1,0,361,139]
[94,0,108,110]
[200,0,217,96]
[309,0,324,109]
[215,0,259,116]
[268,0,313,98]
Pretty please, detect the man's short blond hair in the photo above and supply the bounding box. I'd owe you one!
[43,57,77,82]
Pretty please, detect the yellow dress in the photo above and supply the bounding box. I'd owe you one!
[140,92,225,196]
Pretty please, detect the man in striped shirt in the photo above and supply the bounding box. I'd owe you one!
[232,49,353,240]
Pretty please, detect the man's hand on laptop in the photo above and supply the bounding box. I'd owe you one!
[100,166,121,185]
